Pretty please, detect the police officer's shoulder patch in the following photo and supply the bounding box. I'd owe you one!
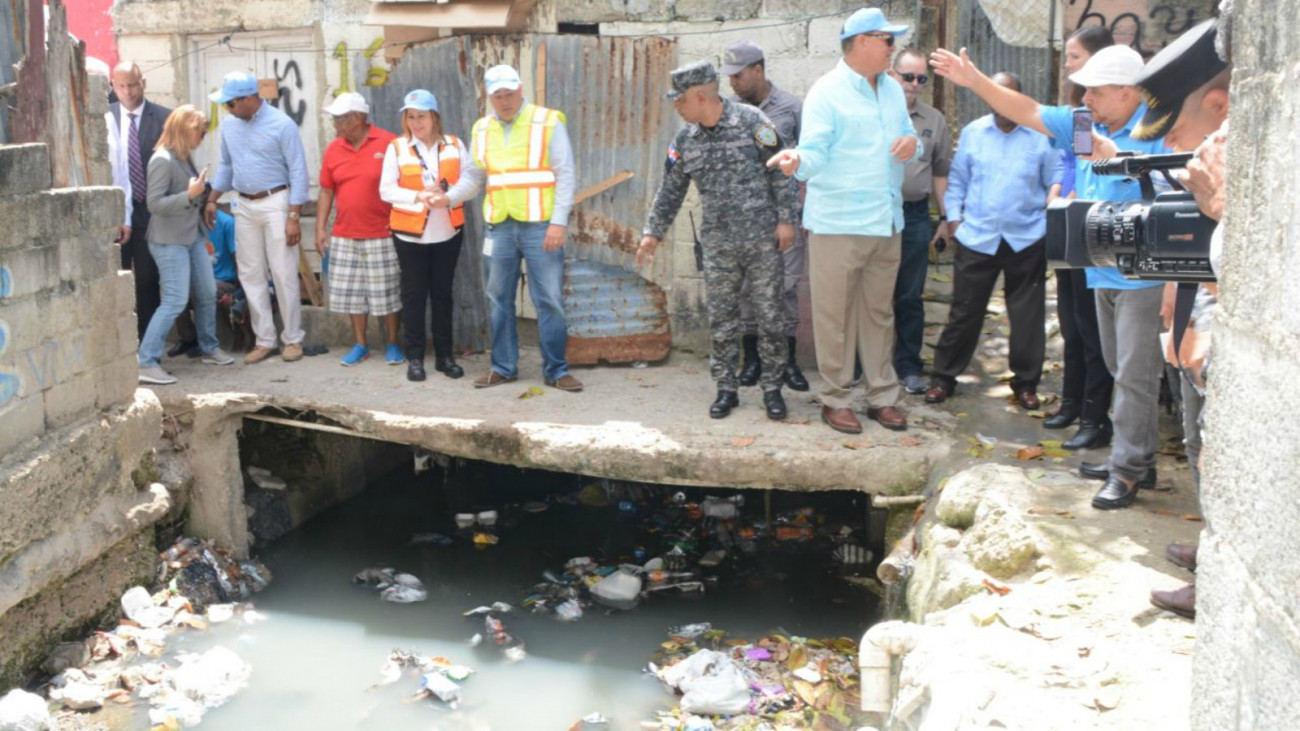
[755,123,779,148]
[664,139,680,171]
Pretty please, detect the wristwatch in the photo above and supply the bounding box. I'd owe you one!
[288,211,301,221]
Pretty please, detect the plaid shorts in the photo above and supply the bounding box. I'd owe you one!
[327,236,401,315]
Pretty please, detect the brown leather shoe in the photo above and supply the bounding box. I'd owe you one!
[924,385,949,404]
[473,370,518,389]
[1166,542,1198,572]
[545,374,584,392]
[866,405,908,431]
[1015,389,1041,410]
[281,343,303,362]
[821,406,862,434]
[244,346,275,364]
[1150,582,1195,619]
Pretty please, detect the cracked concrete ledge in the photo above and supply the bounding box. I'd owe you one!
[152,346,952,491]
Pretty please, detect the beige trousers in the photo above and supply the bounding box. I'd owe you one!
[809,232,902,410]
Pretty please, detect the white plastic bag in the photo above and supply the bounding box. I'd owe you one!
[589,571,642,608]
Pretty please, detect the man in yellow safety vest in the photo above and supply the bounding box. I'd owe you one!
[436,64,582,392]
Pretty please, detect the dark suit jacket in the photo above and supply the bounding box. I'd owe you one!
[109,99,171,204]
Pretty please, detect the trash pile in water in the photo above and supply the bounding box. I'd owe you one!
[367,649,478,708]
[352,567,429,603]
[646,625,870,730]
[22,538,272,729]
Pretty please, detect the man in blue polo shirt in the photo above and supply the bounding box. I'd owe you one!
[931,44,1170,512]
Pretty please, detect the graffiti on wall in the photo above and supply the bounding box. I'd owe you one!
[271,59,308,126]
[0,265,19,408]
[1067,0,1213,53]
[331,38,389,97]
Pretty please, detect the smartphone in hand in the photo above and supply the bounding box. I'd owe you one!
[1072,108,1093,156]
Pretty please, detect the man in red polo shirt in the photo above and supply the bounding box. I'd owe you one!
[315,92,402,366]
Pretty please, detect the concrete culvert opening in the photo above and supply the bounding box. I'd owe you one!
[218,413,898,728]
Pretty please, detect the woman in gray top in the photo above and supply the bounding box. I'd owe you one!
[138,104,234,384]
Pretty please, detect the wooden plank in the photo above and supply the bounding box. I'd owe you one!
[297,246,323,307]
[535,41,546,107]
[573,170,634,206]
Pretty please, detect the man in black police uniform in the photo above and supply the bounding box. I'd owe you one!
[1130,15,1233,621]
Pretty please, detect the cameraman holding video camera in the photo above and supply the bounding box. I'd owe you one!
[930,43,1171,512]
[1128,14,1233,620]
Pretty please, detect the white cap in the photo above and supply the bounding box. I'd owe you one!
[484,65,522,94]
[1068,45,1144,87]
[323,91,370,116]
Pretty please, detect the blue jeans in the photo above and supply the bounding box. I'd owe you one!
[892,199,933,379]
[138,235,218,368]
[484,219,570,382]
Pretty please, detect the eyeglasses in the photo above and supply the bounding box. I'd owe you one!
[224,95,251,109]
[864,33,896,47]
[899,72,929,85]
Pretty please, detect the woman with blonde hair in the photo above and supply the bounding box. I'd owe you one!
[137,104,234,384]
[379,89,471,382]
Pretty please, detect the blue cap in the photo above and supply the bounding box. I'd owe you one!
[839,8,909,41]
[399,89,439,114]
[209,71,258,104]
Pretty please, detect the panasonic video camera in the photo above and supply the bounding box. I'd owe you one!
[1046,152,1216,283]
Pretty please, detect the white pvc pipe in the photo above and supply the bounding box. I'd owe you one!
[859,620,925,713]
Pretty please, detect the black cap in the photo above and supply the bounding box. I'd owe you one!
[1133,19,1229,141]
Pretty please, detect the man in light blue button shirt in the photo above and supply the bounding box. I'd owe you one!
[927,72,1057,410]
[932,44,1171,512]
[203,71,312,365]
[769,7,921,435]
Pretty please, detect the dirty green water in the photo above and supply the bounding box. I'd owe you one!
[155,469,879,729]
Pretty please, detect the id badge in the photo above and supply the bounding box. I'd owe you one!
[483,237,494,256]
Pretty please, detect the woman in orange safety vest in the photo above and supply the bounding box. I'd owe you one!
[379,88,470,382]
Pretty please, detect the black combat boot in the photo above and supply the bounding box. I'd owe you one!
[709,390,739,419]
[782,336,809,391]
[763,389,787,420]
[739,335,761,387]
[435,355,464,379]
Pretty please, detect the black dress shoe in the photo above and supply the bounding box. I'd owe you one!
[1043,399,1080,429]
[739,335,762,387]
[407,359,427,382]
[1079,462,1157,488]
[709,390,739,419]
[763,390,787,420]
[1092,475,1139,510]
[1063,420,1112,450]
[435,356,464,379]
[782,336,810,391]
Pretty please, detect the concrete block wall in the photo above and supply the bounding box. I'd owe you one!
[1192,0,1300,727]
[0,144,139,457]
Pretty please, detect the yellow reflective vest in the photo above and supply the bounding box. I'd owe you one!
[470,103,565,224]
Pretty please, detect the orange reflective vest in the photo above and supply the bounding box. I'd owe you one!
[388,134,465,235]
[470,103,565,224]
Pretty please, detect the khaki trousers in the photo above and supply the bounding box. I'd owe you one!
[809,232,902,410]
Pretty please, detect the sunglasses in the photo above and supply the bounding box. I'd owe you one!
[224,95,251,109]
[898,72,929,85]
[864,33,896,47]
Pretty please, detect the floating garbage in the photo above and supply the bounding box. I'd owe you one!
[588,570,642,610]
[353,567,396,586]
[408,532,454,546]
[555,600,583,621]
[380,585,428,603]
[160,538,272,609]
[463,602,513,616]
[419,673,461,705]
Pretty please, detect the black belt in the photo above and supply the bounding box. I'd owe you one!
[238,185,288,200]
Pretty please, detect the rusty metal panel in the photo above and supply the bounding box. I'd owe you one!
[563,259,670,365]
[0,0,24,144]
[361,33,677,363]
[535,34,677,364]
[955,0,1054,128]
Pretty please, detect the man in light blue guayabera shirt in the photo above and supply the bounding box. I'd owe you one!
[768,7,921,437]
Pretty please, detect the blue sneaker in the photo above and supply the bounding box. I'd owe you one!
[386,343,406,365]
[340,344,370,367]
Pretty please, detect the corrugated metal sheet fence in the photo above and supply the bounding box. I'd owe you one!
[954,0,1055,128]
[362,34,677,362]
